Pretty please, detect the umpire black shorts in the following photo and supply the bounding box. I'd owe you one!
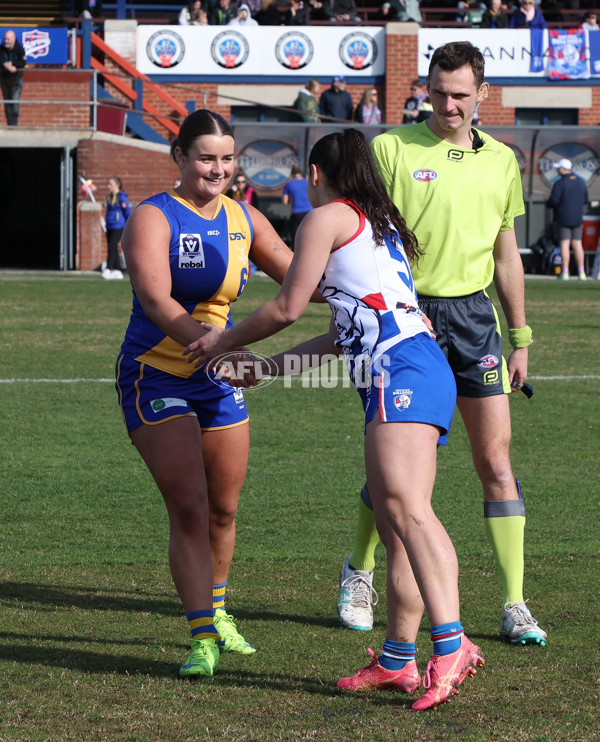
[418,291,510,398]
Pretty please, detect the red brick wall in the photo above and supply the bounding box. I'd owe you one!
[0,70,93,128]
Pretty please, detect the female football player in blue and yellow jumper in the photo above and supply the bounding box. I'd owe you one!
[116,110,295,678]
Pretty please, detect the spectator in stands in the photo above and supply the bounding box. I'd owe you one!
[256,0,285,24]
[229,3,260,24]
[293,79,321,121]
[456,0,486,24]
[327,0,361,22]
[210,0,238,25]
[378,2,399,20]
[481,0,510,27]
[353,87,383,125]
[0,30,26,127]
[580,11,599,31]
[179,1,205,25]
[228,172,259,208]
[319,75,354,121]
[397,0,423,22]
[308,0,328,19]
[246,0,264,14]
[510,0,547,28]
[402,79,425,125]
[285,0,312,24]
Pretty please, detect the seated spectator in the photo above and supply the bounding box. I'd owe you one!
[402,79,425,125]
[229,3,259,24]
[353,87,383,125]
[210,0,237,25]
[481,0,509,27]
[285,0,311,24]
[292,78,321,121]
[327,0,361,22]
[399,0,423,22]
[580,11,599,31]
[319,75,354,121]
[308,0,328,20]
[255,0,284,24]
[456,0,486,23]
[179,1,204,25]
[509,0,546,28]
[378,2,400,21]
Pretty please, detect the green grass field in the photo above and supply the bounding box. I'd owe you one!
[0,273,598,741]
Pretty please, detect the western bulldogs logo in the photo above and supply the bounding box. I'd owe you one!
[339,33,378,71]
[478,354,499,369]
[179,233,205,269]
[393,389,413,410]
[147,31,185,68]
[22,29,50,59]
[413,169,437,182]
[275,32,313,70]
[211,32,249,69]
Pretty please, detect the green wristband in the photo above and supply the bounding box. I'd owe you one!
[508,325,533,349]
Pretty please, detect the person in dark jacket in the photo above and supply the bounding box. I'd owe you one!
[481,0,509,28]
[209,0,237,25]
[546,158,589,280]
[0,30,26,127]
[319,76,353,122]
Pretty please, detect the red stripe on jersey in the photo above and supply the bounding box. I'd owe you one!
[362,292,388,310]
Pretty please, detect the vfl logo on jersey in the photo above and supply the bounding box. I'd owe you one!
[478,354,499,369]
[413,169,437,182]
[393,389,413,410]
[447,149,464,161]
[179,233,205,269]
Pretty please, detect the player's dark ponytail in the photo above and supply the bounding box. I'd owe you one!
[309,129,420,263]
[170,109,234,160]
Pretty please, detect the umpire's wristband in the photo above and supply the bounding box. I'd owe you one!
[508,325,533,349]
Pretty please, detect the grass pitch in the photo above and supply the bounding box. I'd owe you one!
[0,273,598,741]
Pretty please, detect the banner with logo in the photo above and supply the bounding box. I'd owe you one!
[419,28,599,78]
[547,28,590,80]
[137,26,385,78]
[0,27,69,65]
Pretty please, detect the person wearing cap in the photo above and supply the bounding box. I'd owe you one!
[319,75,354,121]
[546,158,589,280]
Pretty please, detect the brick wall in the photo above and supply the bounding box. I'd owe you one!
[0,70,93,128]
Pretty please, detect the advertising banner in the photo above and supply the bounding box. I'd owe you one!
[0,27,69,65]
[136,25,385,79]
[419,28,600,78]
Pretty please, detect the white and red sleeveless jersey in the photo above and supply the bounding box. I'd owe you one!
[318,199,428,386]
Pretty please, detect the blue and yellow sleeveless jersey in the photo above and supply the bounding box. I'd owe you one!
[120,191,253,379]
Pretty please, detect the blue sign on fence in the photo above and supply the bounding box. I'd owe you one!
[0,27,69,65]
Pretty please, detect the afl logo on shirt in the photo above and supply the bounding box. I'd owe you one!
[413,169,437,182]
[179,233,205,269]
[478,354,499,369]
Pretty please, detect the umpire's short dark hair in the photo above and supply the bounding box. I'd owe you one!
[428,42,485,88]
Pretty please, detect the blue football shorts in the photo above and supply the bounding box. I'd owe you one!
[115,352,248,433]
[419,291,511,398]
[359,332,457,446]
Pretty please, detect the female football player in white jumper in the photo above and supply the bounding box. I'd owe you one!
[183,128,485,710]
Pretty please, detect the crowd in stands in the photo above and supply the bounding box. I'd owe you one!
[74,0,600,27]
